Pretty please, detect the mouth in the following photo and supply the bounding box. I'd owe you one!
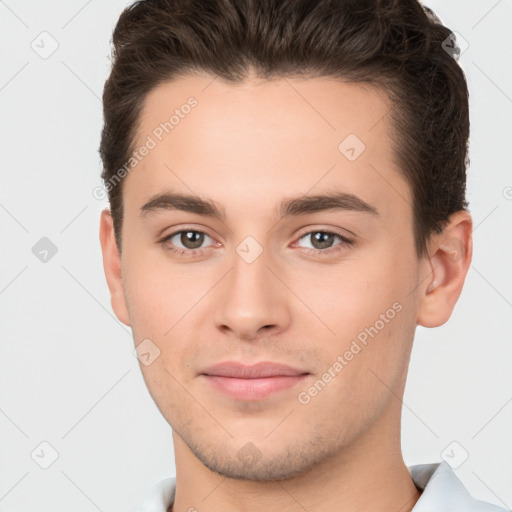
[199,361,310,401]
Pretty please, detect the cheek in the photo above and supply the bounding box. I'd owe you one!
[288,248,418,385]
[122,256,212,379]
[122,248,205,336]
[289,253,411,338]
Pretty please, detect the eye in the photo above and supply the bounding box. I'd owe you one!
[160,229,216,257]
[294,230,353,255]
[159,227,354,258]
[171,230,210,249]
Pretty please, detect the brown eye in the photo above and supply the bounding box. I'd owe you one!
[177,230,206,249]
[294,230,354,256]
[309,232,336,249]
[162,229,214,254]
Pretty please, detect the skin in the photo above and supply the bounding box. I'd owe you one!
[99,71,472,512]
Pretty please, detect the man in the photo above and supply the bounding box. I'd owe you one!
[98,0,508,511]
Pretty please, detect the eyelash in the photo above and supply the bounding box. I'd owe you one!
[159,227,354,258]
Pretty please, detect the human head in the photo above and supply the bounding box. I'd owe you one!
[99,0,472,482]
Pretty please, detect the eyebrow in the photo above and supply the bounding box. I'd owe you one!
[139,191,379,220]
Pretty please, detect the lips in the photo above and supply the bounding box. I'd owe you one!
[199,361,310,400]
[201,361,308,378]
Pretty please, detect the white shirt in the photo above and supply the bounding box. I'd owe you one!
[137,461,510,512]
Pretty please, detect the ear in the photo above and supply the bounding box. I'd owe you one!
[99,208,131,327]
[417,210,473,328]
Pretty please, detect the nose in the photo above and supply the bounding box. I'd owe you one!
[213,246,291,341]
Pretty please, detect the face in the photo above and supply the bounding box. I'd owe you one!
[109,72,428,480]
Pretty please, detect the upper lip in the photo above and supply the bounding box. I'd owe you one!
[200,361,309,379]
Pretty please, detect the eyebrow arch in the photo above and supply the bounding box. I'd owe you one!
[281,191,378,217]
[139,191,379,220]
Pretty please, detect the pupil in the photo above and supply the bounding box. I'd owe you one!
[312,232,333,249]
[181,231,204,249]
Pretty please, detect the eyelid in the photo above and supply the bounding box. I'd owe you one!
[294,224,356,240]
[161,224,216,241]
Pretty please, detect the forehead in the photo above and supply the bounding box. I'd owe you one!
[124,73,411,222]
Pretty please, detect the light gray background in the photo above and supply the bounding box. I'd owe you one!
[0,1,511,511]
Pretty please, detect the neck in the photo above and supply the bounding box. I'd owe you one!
[170,401,421,512]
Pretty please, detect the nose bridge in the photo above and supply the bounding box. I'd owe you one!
[213,236,288,338]
[231,242,271,301]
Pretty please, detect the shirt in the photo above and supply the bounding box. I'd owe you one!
[137,461,510,512]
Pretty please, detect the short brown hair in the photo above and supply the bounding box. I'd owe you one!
[99,0,469,258]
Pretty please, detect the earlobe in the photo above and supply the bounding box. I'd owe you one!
[417,211,473,328]
[99,208,131,327]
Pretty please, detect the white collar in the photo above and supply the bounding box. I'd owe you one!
[409,461,507,511]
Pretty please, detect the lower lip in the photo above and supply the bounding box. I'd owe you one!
[201,374,309,400]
